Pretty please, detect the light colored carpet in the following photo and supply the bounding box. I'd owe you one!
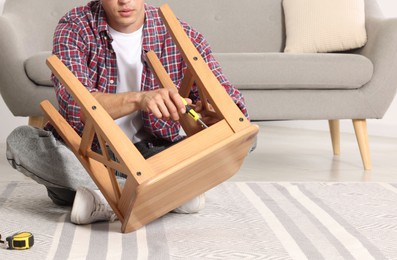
[1,181,397,259]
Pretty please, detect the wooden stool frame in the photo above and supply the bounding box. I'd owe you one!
[41,4,258,233]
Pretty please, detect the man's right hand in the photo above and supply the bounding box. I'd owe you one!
[137,88,188,121]
[92,88,188,122]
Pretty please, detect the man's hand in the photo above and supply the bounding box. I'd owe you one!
[137,89,187,121]
[92,89,189,122]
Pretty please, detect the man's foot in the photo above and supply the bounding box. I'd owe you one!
[172,194,205,214]
[71,187,117,225]
[71,187,205,224]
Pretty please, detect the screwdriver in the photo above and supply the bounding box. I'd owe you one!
[181,98,208,128]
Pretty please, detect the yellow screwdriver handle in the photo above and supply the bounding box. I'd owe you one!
[181,98,200,121]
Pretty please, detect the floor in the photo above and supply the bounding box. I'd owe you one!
[232,124,397,182]
[1,123,397,184]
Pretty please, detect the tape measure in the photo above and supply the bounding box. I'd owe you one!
[0,232,34,250]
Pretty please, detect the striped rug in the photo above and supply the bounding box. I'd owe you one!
[1,181,396,259]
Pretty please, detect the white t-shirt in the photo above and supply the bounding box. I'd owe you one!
[108,26,146,143]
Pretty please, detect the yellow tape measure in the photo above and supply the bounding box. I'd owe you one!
[0,232,34,250]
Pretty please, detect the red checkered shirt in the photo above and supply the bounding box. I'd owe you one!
[50,1,249,148]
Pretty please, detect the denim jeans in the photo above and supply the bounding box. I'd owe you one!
[6,126,175,206]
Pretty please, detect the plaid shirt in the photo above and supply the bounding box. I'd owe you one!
[51,1,248,147]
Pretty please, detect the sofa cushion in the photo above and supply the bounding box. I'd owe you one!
[148,0,285,53]
[282,0,367,53]
[215,53,373,90]
[24,51,53,86]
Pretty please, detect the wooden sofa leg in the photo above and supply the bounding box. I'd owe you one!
[28,116,46,128]
[352,119,371,170]
[328,120,340,155]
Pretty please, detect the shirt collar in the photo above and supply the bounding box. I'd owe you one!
[97,4,110,37]
[142,3,159,53]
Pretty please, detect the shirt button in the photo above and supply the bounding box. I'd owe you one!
[109,79,114,84]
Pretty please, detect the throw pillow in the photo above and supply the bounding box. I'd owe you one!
[283,0,367,53]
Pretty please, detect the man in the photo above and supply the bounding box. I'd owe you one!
[7,0,249,225]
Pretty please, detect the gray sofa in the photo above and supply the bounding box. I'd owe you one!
[1,0,397,170]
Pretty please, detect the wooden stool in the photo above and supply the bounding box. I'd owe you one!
[40,4,258,233]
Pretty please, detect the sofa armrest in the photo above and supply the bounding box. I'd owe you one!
[355,17,397,117]
[0,16,57,117]
[357,17,397,65]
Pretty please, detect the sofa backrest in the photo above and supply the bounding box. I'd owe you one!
[1,0,380,56]
[1,0,286,56]
[1,0,87,56]
[147,0,286,53]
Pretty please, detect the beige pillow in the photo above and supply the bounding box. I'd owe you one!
[283,0,367,53]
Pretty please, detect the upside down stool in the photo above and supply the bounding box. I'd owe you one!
[40,4,258,233]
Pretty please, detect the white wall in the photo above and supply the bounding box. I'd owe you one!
[379,0,397,17]
[0,0,4,14]
[0,0,396,143]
